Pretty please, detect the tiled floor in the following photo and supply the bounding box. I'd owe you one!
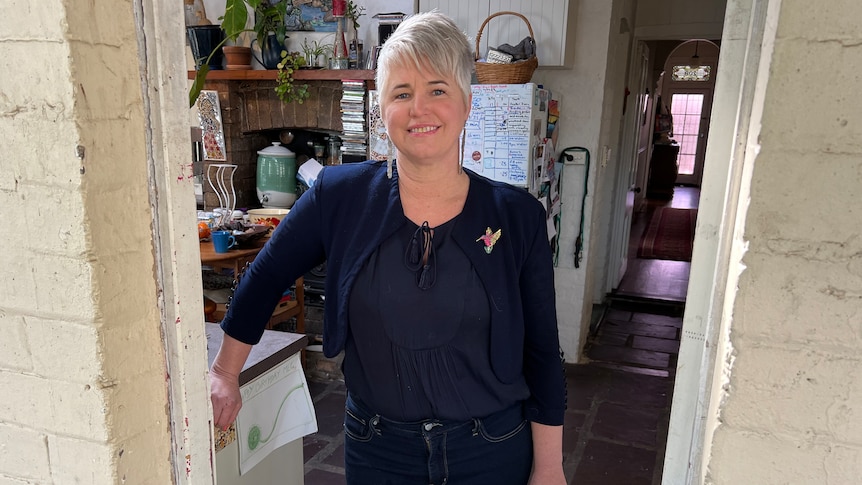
[300,187,697,484]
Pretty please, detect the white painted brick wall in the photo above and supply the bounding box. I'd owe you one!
[708,0,862,482]
[0,423,51,483]
[0,0,174,483]
[0,315,33,373]
[46,436,114,484]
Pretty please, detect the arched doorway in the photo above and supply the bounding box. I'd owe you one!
[662,39,720,187]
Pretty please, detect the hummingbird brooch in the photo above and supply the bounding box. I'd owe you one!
[476,227,502,254]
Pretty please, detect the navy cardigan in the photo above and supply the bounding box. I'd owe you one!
[221,161,565,425]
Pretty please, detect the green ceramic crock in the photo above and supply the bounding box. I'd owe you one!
[256,142,297,208]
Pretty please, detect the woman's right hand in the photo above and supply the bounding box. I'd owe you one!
[210,364,242,430]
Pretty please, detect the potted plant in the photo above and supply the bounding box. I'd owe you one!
[189,0,287,106]
[345,0,366,41]
[301,37,332,68]
[250,0,289,69]
[344,1,366,68]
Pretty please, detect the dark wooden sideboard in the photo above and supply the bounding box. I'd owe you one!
[646,143,680,200]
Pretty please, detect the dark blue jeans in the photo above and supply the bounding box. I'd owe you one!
[343,394,533,484]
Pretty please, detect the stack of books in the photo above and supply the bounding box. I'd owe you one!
[340,80,368,158]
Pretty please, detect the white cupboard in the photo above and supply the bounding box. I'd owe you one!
[417,0,575,68]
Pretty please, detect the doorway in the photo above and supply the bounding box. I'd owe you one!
[612,39,719,304]
[584,39,712,485]
[669,91,709,186]
[663,40,720,188]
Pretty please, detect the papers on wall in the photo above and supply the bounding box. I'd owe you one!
[459,83,551,191]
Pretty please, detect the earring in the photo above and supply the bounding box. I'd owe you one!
[386,135,394,179]
[459,128,466,174]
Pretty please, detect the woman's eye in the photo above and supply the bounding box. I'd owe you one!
[432,89,445,96]
[395,92,410,100]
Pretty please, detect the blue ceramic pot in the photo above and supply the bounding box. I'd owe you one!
[252,33,286,70]
[187,26,225,70]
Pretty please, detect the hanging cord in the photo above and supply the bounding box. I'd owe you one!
[560,147,590,268]
[551,162,564,268]
[404,221,436,290]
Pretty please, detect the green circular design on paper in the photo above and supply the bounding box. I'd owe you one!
[244,383,306,452]
[248,425,261,450]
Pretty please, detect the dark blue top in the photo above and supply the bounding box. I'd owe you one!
[221,161,565,425]
[345,217,530,421]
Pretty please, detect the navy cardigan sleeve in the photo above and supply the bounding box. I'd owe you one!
[518,198,566,425]
[220,165,329,345]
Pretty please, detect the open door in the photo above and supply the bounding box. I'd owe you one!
[606,41,650,290]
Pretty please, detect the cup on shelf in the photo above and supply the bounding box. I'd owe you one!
[211,230,236,253]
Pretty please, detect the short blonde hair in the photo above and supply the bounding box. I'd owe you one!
[375,11,473,109]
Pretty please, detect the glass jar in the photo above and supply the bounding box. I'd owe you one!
[327,137,342,166]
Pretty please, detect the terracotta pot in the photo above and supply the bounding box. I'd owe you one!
[223,45,252,70]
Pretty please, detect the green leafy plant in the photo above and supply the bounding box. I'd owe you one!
[345,0,366,32]
[189,0,287,107]
[252,0,288,46]
[301,37,332,68]
[275,50,309,104]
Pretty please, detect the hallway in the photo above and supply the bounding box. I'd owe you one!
[301,187,699,484]
[573,186,698,483]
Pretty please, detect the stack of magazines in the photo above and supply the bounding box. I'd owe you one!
[340,80,367,157]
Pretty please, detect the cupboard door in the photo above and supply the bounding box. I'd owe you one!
[417,0,573,68]
[487,0,571,67]
[418,0,490,60]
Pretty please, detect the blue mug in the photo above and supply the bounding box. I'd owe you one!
[211,230,237,253]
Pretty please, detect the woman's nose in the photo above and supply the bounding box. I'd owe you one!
[409,95,428,115]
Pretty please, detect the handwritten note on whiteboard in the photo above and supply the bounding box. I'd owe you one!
[462,84,537,187]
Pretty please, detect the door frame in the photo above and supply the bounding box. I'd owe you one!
[140,1,216,482]
[607,41,651,292]
[662,0,781,482]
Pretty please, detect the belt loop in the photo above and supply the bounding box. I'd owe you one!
[471,418,480,436]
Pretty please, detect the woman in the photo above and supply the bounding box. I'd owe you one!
[210,11,566,484]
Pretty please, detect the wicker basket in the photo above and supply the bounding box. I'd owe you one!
[474,11,539,84]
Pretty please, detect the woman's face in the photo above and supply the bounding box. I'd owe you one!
[381,61,471,168]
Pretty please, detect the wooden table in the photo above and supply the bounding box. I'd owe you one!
[199,239,266,276]
[200,240,305,333]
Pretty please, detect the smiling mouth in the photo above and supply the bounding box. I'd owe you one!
[409,126,439,134]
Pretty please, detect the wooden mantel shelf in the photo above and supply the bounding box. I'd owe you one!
[187,69,375,82]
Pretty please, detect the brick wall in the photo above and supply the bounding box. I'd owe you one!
[201,80,344,209]
[1,1,174,483]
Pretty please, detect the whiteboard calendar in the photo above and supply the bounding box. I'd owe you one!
[462,83,548,189]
